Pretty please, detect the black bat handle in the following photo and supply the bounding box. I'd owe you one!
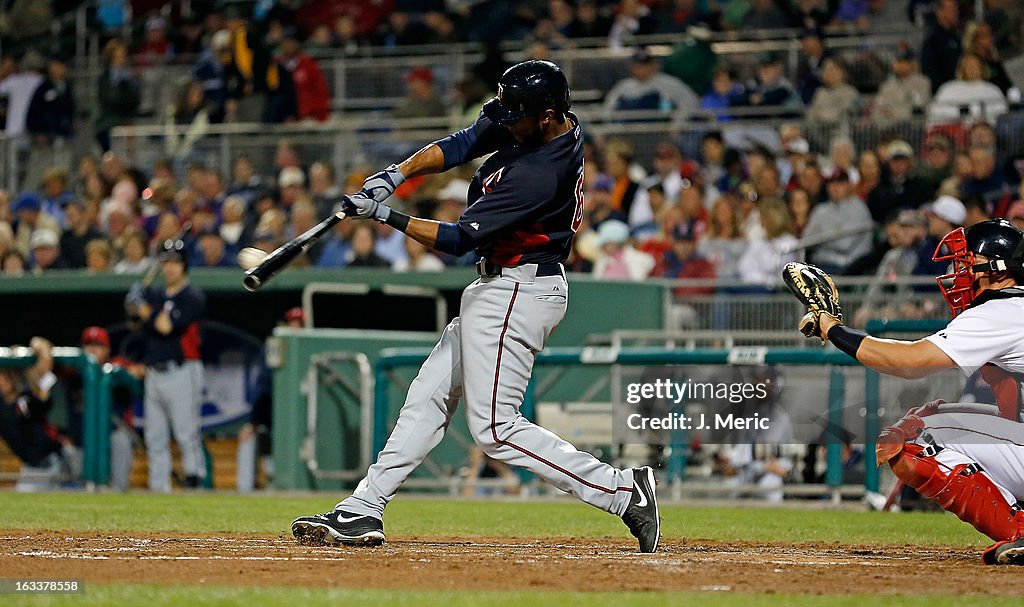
[242,211,345,292]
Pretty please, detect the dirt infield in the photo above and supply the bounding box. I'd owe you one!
[0,530,1017,595]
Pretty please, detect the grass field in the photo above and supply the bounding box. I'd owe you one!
[0,492,1007,606]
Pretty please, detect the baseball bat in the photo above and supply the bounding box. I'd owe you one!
[242,211,346,292]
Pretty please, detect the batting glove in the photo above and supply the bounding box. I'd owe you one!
[341,192,391,222]
[360,164,405,204]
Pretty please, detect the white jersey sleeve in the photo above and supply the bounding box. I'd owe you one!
[923,299,1024,376]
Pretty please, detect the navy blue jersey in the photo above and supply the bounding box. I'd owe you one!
[434,111,585,266]
[141,283,205,366]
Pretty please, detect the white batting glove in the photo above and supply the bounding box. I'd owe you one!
[360,164,405,204]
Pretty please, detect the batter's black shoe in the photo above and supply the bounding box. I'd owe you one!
[984,538,1024,565]
[291,510,385,547]
[621,466,660,553]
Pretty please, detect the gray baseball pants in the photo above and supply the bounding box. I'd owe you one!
[144,360,205,492]
[339,264,635,518]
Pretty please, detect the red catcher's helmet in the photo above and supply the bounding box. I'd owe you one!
[933,219,1024,316]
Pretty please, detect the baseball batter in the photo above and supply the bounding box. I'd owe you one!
[787,219,1024,564]
[291,60,660,552]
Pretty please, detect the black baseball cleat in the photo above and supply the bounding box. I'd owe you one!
[621,466,661,553]
[985,538,1024,565]
[291,510,386,547]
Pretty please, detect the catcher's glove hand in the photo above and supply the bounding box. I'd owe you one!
[782,261,843,340]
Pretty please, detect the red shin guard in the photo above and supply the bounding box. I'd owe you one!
[888,443,1024,542]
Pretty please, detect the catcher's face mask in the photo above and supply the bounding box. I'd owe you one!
[934,227,975,316]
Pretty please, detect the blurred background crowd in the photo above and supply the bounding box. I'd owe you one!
[0,0,1021,302]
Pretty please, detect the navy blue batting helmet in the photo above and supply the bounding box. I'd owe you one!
[482,60,570,125]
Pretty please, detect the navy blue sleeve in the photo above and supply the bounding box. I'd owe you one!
[433,222,477,256]
[433,112,506,171]
[458,164,556,242]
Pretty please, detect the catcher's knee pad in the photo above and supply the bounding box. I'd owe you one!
[888,443,1024,541]
[875,413,927,466]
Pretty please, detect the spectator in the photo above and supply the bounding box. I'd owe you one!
[394,236,445,272]
[663,222,716,303]
[85,239,113,273]
[1006,201,1024,232]
[797,28,831,105]
[918,136,955,192]
[226,156,266,206]
[679,180,710,240]
[450,74,489,131]
[700,67,744,121]
[25,53,74,146]
[95,40,140,152]
[603,140,639,220]
[192,30,234,123]
[0,51,45,143]
[603,47,699,123]
[927,53,1007,126]
[699,197,747,282]
[278,167,306,209]
[963,194,991,226]
[315,221,353,268]
[788,187,813,237]
[0,337,79,491]
[915,194,966,276]
[742,0,790,29]
[332,14,364,56]
[12,192,60,256]
[857,210,929,316]
[700,131,727,190]
[661,25,717,96]
[374,7,433,47]
[592,219,655,280]
[608,0,658,49]
[345,223,389,268]
[866,140,935,223]
[938,149,973,197]
[834,0,871,27]
[220,196,248,249]
[798,161,826,203]
[872,47,931,124]
[654,0,711,33]
[806,58,860,122]
[826,137,859,184]
[393,66,447,120]
[963,21,1012,93]
[567,0,612,38]
[920,0,962,93]
[194,232,234,268]
[309,162,345,218]
[39,167,75,227]
[59,200,103,269]
[739,200,798,287]
[28,228,66,272]
[2,250,27,276]
[754,164,784,202]
[632,183,671,242]
[629,142,685,229]
[164,80,211,161]
[961,145,1013,202]
[113,231,153,275]
[744,54,801,113]
[803,169,874,274]
[855,150,882,200]
[277,37,330,122]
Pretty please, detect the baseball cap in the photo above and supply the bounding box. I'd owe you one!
[826,168,850,183]
[438,179,470,203]
[631,47,654,63]
[81,326,110,347]
[285,307,304,323]
[278,167,305,188]
[895,209,927,227]
[886,140,914,160]
[597,220,630,247]
[672,221,698,241]
[29,228,59,249]
[784,138,810,155]
[405,66,434,84]
[13,192,41,212]
[925,195,967,225]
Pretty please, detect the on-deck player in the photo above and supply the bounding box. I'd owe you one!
[798,219,1024,564]
[291,60,661,552]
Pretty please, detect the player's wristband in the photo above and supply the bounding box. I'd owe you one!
[380,207,410,232]
[827,324,867,358]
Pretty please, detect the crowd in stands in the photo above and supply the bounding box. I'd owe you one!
[0,2,1021,303]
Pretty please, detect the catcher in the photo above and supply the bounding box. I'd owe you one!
[784,219,1024,565]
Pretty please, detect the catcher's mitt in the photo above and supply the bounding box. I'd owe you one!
[782,261,843,340]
